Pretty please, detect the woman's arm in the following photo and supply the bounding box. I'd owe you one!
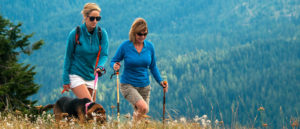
[62,29,76,85]
[149,43,163,84]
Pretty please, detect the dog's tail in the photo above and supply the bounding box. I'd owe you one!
[41,104,54,112]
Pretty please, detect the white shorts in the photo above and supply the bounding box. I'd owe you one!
[69,74,97,89]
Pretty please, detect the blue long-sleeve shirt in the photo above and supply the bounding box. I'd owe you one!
[110,40,163,87]
[63,23,109,85]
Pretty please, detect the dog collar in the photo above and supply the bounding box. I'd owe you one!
[85,102,93,114]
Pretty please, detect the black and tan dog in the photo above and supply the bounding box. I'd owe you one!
[43,96,106,123]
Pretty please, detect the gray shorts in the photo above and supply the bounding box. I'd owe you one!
[120,83,151,111]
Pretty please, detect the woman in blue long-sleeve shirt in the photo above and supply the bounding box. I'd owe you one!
[111,18,168,121]
[62,3,109,102]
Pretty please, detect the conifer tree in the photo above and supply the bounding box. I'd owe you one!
[0,15,44,113]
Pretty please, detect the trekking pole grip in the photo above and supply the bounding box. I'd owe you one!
[162,81,168,88]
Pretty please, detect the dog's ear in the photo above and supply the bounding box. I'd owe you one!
[87,104,105,114]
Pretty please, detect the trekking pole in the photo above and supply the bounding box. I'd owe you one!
[110,62,121,122]
[116,70,120,122]
[163,81,167,124]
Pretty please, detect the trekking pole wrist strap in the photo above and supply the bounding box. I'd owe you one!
[96,66,106,75]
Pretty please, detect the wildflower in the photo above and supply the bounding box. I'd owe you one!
[168,120,177,127]
[202,115,208,119]
[42,111,47,115]
[180,117,186,123]
[206,120,211,125]
[47,114,52,119]
[64,116,68,122]
[37,118,43,125]
[107,115,112,121]
[193,115,201,122]
[124,113,131,119]
[215,119,219,125]
[70,120,75,126]
[201,119,206,126]
[25,114,28,121]
[258,107,265,111]
[6,122,13,127]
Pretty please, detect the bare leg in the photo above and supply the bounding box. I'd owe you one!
[133,99,149,122]
[71,84,92,101]
[88,88,96,102]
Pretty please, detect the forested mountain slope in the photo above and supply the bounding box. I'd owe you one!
[157,40,299,127]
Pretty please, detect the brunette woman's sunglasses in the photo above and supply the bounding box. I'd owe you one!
[88,16,101,21]
[137,32,148,36]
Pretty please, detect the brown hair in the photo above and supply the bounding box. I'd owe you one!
[129,18,148,43]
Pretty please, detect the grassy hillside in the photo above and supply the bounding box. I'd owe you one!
[0,112,249,128]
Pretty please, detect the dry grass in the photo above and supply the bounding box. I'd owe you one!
[1,110,298,129]
[0,111,219,129]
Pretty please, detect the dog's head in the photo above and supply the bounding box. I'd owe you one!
[86,103,106,123]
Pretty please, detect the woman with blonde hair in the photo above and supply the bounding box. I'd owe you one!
[62,3,109,102]
[110,18,168,121]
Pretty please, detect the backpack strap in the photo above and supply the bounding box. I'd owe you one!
[97,26,102,42]
[94,26,102,70]
[73,26,81,54]
[73,26,102,70]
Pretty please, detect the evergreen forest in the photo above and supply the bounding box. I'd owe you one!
[1,0,299,128]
